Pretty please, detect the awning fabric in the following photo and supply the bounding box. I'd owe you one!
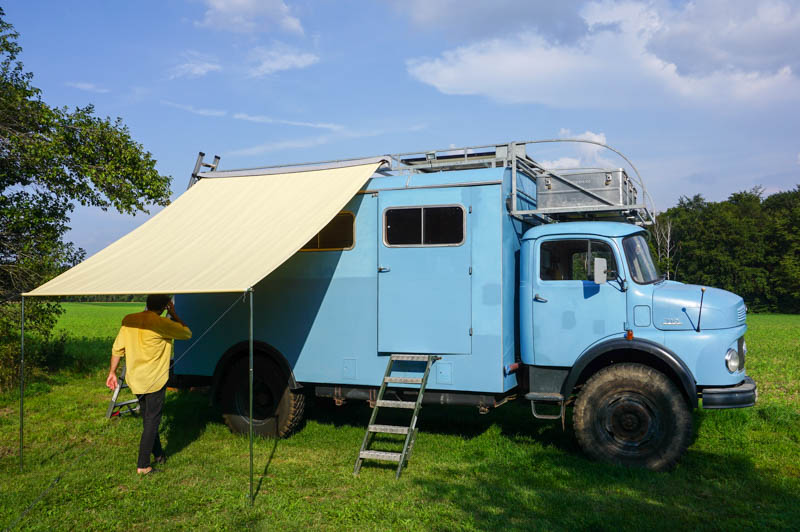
[24,161,382,296]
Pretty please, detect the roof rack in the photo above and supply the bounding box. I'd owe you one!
[192,139,655,226]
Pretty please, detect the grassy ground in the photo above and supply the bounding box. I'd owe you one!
[1,303,798,531]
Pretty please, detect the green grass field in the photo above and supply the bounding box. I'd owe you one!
[1,303,799,530]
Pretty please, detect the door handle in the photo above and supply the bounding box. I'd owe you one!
[534,293,548,303]
[378,266,391,273]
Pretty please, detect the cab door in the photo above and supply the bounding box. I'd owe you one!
[531,237,626,366]
[377,189,472,355]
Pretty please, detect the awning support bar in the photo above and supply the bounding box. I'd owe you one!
[248,287,254,506]
[19,296,25,472]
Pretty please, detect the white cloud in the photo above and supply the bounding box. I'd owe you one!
[228,124,427,157]
[233,113,342,131]
[406,0,800,109]
[247,43,318,77]
[227,135,333,157]
[160,100,227,117]
[390,0,590,44]
[648,0,800,76]
[65,81,109,93]
[196,0,303,35]
[537,129,615,169]
[169,51,222,79]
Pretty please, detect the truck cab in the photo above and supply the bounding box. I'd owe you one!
[520,221,755,469]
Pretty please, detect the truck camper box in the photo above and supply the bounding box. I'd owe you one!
[173,141,652,402]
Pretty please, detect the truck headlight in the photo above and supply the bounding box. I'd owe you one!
[725,348,741,373]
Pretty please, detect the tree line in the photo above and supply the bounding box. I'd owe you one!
[650,186,800,313]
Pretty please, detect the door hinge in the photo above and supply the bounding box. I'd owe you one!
[469,266,472,275]
[469,327,473,336]
[469,205,472,214]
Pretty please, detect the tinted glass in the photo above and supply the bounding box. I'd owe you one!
[540,240,588,280]
[590,240,618,279]
[385,208,422,245]
[319,213,354,249]
[423,206,464,245]
[623,234,660,284]
[541,239,618,281]
[301,212,354,251]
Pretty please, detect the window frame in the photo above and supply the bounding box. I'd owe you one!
[382,204,466,248]
[299,211,356,252]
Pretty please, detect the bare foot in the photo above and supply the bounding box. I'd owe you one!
[137,466,153,475]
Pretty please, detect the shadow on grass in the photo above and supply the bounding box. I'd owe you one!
[160,389,220,459]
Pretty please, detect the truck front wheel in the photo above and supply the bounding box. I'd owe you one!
[573,363,692,471]
[220,355,305,438]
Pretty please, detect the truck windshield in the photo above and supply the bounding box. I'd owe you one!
[622,234,660,284]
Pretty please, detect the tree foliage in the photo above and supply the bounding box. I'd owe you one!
[653,186,800,313]
[0,8,172,390]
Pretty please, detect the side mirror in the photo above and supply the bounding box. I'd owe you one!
[593,257,608,284]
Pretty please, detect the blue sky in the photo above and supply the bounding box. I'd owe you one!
[5,0,800,256]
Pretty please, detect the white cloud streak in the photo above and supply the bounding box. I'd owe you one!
[196,0,303,35]
[65,81,110,93]
[247,43,319,77]
[406,0,800,109]
[169,51,222,79]
[160,100,227,117]
[232,113,343,131]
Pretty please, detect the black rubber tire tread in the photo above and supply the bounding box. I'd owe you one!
[573,362,693,472]
[220,355,305,438]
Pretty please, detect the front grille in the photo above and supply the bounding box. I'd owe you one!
[737,305,746,323]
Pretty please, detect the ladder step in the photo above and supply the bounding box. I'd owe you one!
[369,424,410,435]
[524,392,564,402]
[376,400,416,409]
[113,399,140,407]
[359,450,402,463]
[390,354,430,362]
[385,376,423,384]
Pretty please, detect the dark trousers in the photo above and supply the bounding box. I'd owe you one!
[136,385,166,468]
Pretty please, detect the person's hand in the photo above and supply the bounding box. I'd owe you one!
[106,372,118,391]
[166,300,176,317]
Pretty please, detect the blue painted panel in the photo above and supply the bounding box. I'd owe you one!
[378,187,472,355]
[530,236,627,366]
[175,181,513,394]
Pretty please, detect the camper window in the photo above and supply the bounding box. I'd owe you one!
[301,212,355,251]
[384,205,465,247]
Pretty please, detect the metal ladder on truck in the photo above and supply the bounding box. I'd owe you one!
[106,365,139,418]
[354,354,440,479]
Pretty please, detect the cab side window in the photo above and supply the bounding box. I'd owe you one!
[540,239,618,281]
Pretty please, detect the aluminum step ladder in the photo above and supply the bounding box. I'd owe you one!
[105,365,140,419]
[354,354,440,479]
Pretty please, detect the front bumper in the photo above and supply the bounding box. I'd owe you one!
[701,376,757,409]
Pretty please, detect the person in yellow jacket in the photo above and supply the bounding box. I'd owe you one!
[106,295,192,475]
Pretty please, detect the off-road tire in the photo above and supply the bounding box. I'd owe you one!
[573,363,692,471]
[220,355,305,438]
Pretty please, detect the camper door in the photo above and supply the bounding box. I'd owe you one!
[377,189,472,355]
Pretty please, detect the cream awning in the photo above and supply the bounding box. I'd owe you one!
[24,161,383,296]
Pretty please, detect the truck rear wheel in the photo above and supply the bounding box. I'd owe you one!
[573,363,692,471]
[220,355,305,438]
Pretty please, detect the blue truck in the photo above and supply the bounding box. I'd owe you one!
[173,141,756,471]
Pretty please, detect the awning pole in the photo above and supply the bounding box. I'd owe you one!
[248,288,254,506]
[19,296,25,472]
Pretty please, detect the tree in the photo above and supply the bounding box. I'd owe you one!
[0,8,172,390]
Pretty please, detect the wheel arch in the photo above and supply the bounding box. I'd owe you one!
[562,338,697,409]
[211,340,300,404]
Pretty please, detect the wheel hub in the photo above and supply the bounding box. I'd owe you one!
[603,394,658,447]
